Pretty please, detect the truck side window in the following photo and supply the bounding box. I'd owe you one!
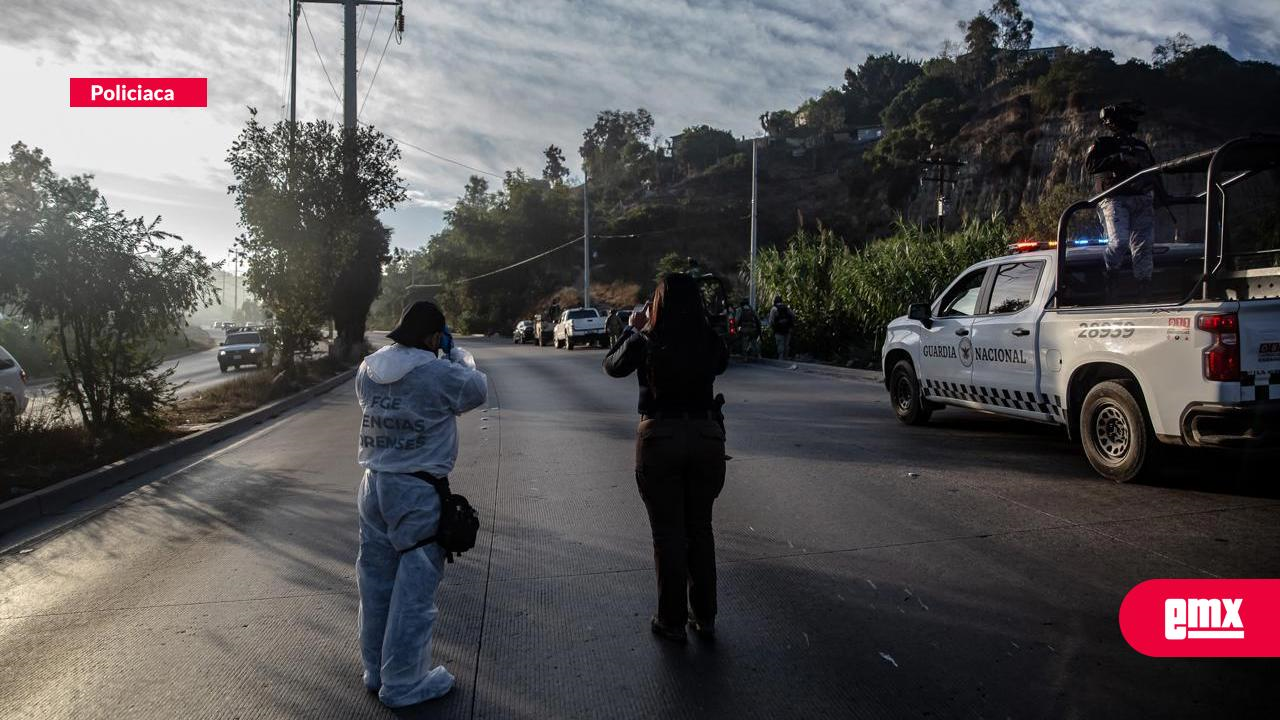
[938,268,987,317]
[987,261,1043,315]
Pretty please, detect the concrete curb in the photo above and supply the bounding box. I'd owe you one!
[0,368,356,537]
[749,357,884,384]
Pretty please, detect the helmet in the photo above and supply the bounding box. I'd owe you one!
[1100,103,1143,133]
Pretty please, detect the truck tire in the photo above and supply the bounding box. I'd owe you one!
[889,359,932,426]
[1079,380,1154,483]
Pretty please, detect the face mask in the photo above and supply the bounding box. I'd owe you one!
[439,327,454,356]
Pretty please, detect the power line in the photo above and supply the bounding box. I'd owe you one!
[359,21,396,118]
[357,6,383,76]
[301,5,342,104]
[592,214,751,239]
[419,235,586,287]
[417,213,753,287]
[362,122,505,178]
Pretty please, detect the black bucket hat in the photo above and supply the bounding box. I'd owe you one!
[387,301,446,349]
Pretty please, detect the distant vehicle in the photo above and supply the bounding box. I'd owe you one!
[883,136,1280,482]
[0,345,29,429]
[605,309,633,346]
[554,308,607,350]
[513,320,534,344]
[533,313,555,347]
[218,331,272,373]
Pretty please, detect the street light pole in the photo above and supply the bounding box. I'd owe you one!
[583,172,591,309]
[749,137,759,309]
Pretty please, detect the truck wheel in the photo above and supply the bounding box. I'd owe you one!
[889,360,932,426]
[1079,380,1154,483]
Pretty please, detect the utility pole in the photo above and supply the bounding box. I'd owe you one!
[749,137,760,309]
[289,0,298,126]
[582,172,591,309]
[919,150,965,234]
[290,1,403,130]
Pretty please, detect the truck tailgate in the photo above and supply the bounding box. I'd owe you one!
[1240,298,1280,401]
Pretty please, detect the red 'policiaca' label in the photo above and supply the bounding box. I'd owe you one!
[1119,579,1280,657]
[70,78,207,107]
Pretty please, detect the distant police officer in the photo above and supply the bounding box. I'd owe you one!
[1085,104,1158,297]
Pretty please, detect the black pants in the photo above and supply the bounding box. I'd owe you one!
[635,417,727,628]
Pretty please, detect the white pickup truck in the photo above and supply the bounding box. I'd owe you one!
[882,136,1279,481]
[554,307,608,350]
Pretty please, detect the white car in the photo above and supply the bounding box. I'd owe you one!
[218,331,272,372]
[0,345,30,427]
[882,137,1280,482]
[553,308,607,350]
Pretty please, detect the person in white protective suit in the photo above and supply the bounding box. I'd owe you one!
[355,301,488,708]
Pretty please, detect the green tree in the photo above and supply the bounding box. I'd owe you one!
[843,53,922,125]
[0,143,217,433]
[759,109,795,137]
[795,88,847,133]
[958,13,999,87]
[674,125,737,173]
[542,144,570,185]
[226,110,405,365]
[989,0,1034,51]
[580,108,654,180]
[1152,32,1197,68]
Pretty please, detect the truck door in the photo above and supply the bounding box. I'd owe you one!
[969,260,1052,420]
[918,266,989,403]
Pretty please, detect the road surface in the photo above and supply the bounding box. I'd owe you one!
[1,338,1276,718]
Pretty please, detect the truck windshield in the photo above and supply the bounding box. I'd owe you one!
[226,333,262,345]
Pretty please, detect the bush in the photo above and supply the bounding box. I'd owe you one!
[756,217,1009,361]
[755,225,853,359]
[839,217,1009,345]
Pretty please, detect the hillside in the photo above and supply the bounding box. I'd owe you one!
[375,17,1280,334]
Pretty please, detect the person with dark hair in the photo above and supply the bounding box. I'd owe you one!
[603,273,730,642]
[766,295,795,360]
[355,301,488,707]
[1085,103,1159,298]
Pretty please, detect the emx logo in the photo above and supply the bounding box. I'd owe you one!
[1165,598,1243,639]
[1121,579,1280,657]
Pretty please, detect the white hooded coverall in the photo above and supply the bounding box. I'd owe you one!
[355,343,487,707]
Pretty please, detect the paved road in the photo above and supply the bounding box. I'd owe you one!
[24,330,244,420]
[1,338,1276,718]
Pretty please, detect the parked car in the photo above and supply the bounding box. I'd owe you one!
[513,320,535,344]
[0,345,30,429]
[554,307,607,350]
[218,331,272,372]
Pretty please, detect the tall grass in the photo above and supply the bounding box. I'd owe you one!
[756,216,1008,360]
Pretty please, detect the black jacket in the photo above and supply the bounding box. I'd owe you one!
[603,326,728,416]
[1085,134,1156,195]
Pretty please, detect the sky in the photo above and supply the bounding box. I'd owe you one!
[1,0,1277,266]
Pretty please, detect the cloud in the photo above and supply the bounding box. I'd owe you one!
[1,0,1276,259]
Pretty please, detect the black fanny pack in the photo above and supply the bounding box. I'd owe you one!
[401,472,480,563]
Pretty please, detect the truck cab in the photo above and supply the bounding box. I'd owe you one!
[553,307,607,350]
[882,135,1280,481]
